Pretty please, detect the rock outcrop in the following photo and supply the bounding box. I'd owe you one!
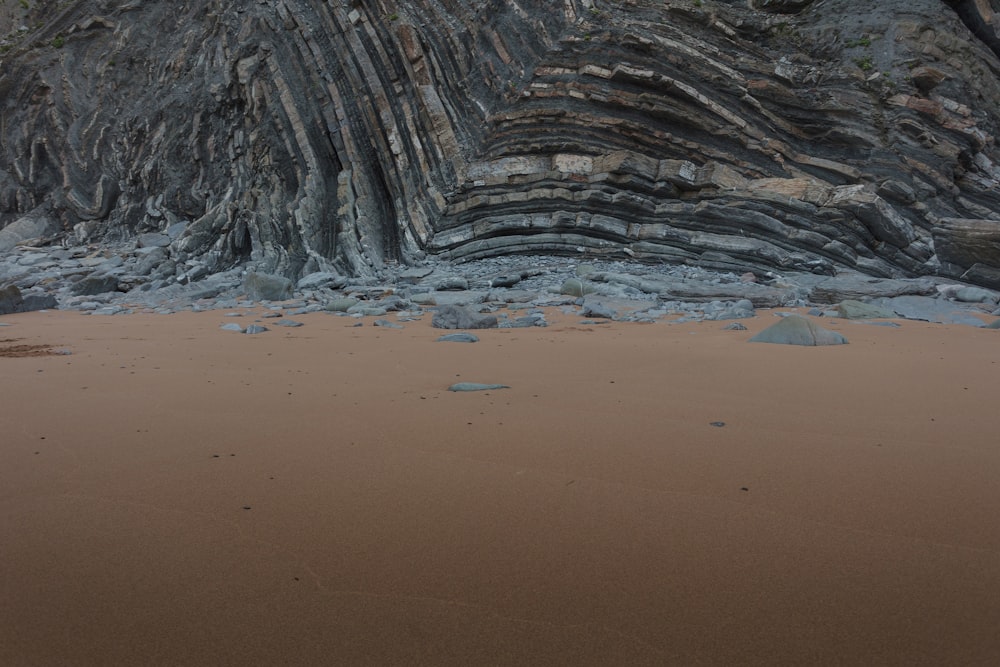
[3,0,1000,288]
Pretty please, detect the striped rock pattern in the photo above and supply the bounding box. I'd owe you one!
[2,0,1000,286]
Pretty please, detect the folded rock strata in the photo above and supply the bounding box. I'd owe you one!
[2,0,1000,288]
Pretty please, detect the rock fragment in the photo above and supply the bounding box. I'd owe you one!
[749,315,848,346]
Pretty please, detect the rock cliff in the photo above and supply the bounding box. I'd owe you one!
[3,0,1000,287]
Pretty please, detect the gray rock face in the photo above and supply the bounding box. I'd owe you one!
[4,1,1000,289]
[431,305,498,330]
[749,315,849,346]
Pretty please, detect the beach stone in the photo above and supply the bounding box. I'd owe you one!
[71,274,119,296]
[137,232,171,248]
[581,298,616,319]
[21,295,57,311]
[437,333,479,343]
[398,267,434,284]
[953,287,999,304]
[242,271,293,301]
[835,299,897,319]
[723,322,748,331]
[489,273,522,288]
[560,278,594,297]
[244,324,269,334]
[348,305,388,317]
[448,382,510,391]
[0,285,23,315]
[434,276,469,291]
[325,297,359,312]
[374,319,404,329]
[749,315,848,346]
[510,314,547,328]
[220,323,244,332]
[410,293,437,306]
[431,305,498,329]
[297,271,345,290]
[133,247,168,276]
[876,296,986,326]
[273,319,304,327]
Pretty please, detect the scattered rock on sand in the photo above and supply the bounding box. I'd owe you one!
[437,333,479,343]
[220,323,244,332]
[749,315,848,346]
[431,305,498,329]
[448,382,510,391]
[244,324,269,334]
[581,298,616,319]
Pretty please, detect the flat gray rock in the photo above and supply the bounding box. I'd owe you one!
[373,319,404,329]
[432,305,498,329]
[244,324,269,334]
[835,299,897,319]
[448,382,510,392]
[274,319,304,327]
[749,315,848,346]
[875,296,986,327]
[580,297,616,319]
[220,323,244,332]
[436,333,479,343]
[297,271,345,290]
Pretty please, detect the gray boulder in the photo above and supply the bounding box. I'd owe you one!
[325,297,359,312]
[71,274,120,296]
[0,285,23,315]
[560,278,594,298]
[297,271,345,290]
[431,305,498,329]
[21,294,57,312]
[580,298,617,319]
[243,271,293,301]
[953,287,999,304]
[137,232,171,248]
[835,300,897,319]
[0,209,56,252]
[749,315,848,346]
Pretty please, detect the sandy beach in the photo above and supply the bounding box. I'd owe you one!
[2,306,999,665]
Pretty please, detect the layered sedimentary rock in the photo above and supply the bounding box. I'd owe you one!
[3,0,1000,286]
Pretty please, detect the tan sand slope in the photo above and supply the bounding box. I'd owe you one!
[1,309,999,665]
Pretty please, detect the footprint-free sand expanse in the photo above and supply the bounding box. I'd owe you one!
[2,307,999,665]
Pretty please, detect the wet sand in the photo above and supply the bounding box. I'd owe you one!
[2,307,999,665]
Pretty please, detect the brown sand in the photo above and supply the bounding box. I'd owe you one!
[1,307,999,665]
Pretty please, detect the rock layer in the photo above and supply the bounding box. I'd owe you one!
[3,1,1000,287]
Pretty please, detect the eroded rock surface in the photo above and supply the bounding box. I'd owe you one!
[3,0,1000,290]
